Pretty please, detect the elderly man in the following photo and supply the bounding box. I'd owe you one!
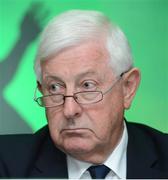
[0,10,168,179]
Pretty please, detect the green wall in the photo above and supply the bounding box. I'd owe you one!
[0,0,168,134]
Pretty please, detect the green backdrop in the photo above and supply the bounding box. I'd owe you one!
[0,0,168,134]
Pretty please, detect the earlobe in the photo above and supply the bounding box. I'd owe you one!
[123,68,141,109]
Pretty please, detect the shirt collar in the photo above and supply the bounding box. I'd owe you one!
[104,121,128,178]
[67,122,128,179]
[67,155,91,179]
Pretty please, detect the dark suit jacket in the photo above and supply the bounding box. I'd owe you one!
[0,122,168,178]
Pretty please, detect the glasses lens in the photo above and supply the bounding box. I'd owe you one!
[75,91,102,104]
[37,94,64,107]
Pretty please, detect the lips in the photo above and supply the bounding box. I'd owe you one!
[60,128,89,135]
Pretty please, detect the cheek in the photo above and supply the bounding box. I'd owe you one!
[84,105,113,137]
[45,108,64,141]
[86,94,124,136]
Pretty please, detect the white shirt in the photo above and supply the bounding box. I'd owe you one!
[67,122,128,179]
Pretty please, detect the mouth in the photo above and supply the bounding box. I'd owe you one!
[60,128,90,135]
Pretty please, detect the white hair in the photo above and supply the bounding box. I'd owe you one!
[34,9,133,82]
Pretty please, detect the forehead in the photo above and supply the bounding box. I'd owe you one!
[41,41,113,81]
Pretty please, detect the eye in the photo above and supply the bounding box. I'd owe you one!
[82,81,97,91]
[48,83,65,94]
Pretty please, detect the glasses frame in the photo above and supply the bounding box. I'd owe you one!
[34,70,130,108]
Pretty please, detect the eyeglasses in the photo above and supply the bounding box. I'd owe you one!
[34,71,127,108]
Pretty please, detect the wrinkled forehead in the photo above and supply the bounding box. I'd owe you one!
[40,41,114,82]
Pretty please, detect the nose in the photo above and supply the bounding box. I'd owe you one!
[63,96,82,119]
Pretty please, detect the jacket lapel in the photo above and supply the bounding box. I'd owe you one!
[29,134,68,178]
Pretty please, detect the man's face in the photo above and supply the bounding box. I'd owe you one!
[40,41,126,163]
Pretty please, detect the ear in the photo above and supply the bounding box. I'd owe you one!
[122,68,141,109]
[37,81,43,93]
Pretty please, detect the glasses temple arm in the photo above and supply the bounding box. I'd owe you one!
[103,68,132,95]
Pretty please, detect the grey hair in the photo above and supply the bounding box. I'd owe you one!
[34,9,133,82]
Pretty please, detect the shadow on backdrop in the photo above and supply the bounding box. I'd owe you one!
[0,3,48,134]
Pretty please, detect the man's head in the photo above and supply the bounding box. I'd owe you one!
[34,10,140,163]
[34,10,134,82]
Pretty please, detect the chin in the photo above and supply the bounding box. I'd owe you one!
[61,137,94,155]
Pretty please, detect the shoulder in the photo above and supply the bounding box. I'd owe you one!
[0,125,49,150]
[126,121,168,166]
[126,121,168,178]
[0,126,50,177]
[126,121,168,149]
[126,121,168,141]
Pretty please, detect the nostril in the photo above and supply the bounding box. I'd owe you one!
[63,98,82,119]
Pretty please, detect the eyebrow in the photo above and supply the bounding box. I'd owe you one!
[76,70,106,86]
[42,75,65,86]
